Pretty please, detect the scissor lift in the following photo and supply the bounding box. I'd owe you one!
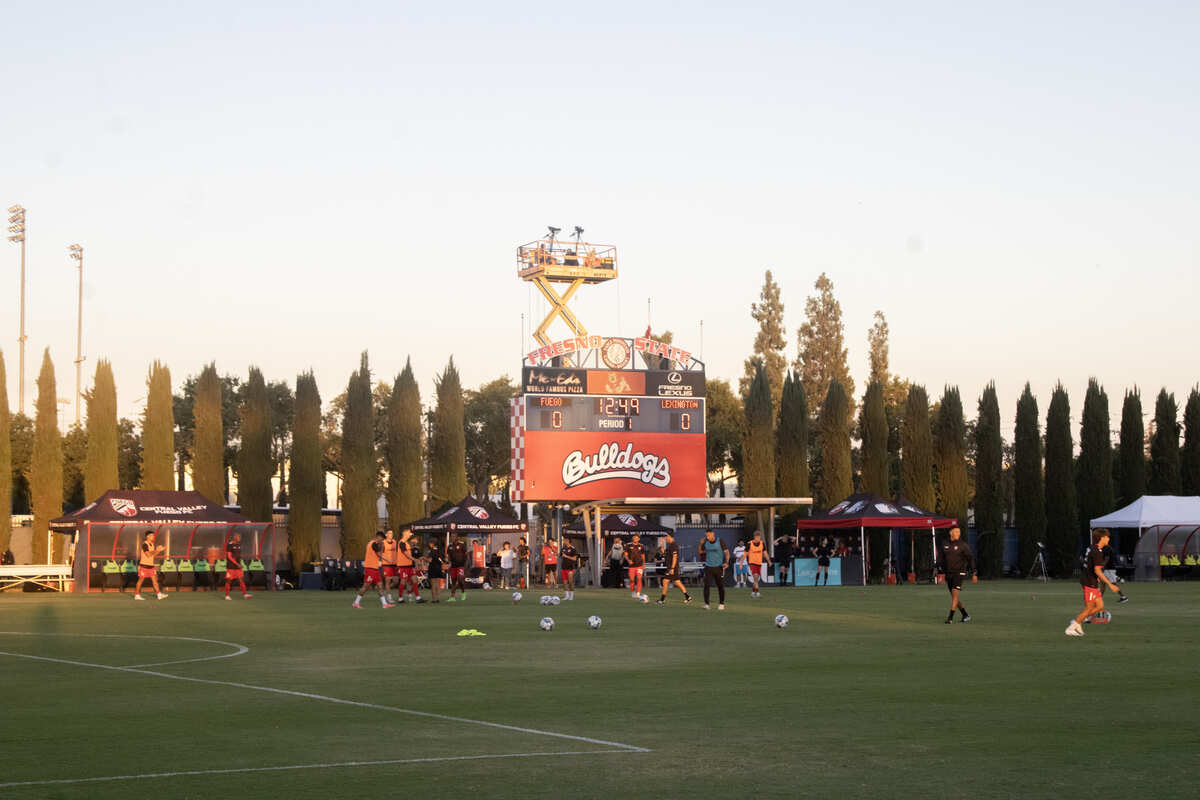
[518,233,618,348]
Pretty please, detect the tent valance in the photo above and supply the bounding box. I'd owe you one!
[564,513,673,537]
[408,496,527,534]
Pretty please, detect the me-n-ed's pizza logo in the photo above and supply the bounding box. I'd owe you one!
[601,337,631,369]
[561,442,671,489]
[109,497,138,517]
[467,505,490,520]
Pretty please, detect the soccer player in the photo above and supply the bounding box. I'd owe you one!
[560,540,580,600]
[353,531,393,609]
[396,530,422,603]
[542,539,559,587]
[1067,529,1124,636]
[133,530,167,601]
[446,534,469,602]
[732,539,749,588]
[747,530,770,597]
[812,536,833,586]
[380,529,400,604]
[624,534,647,599]
[941,527,976,623]
[223,532,253,600]
[426,539,445,603]
[697,529,729,610]
[656,530,692,605]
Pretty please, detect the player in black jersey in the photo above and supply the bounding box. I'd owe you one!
[656,531,692,605]
[941,527,976,623]
[560,541,580,600]
[1067,529,1124,636]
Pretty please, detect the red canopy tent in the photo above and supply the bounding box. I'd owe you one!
[795,493,957,585]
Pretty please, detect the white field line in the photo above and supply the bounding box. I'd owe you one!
[0,633,651,759]
[0,631,249,668]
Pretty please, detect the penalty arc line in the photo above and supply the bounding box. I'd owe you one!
[0,750,633,789]
[0,631,249,668]
[0,647,652,755]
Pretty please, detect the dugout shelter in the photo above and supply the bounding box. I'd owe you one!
[51,490,275,593]
[1091,495,1200,581]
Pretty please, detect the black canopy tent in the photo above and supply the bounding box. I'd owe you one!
[795,492,957,584]
[51,490,273,593]
[563,512,673,537]
[408,496,528,557]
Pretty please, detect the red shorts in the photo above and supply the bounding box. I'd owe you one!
[1083,585,1102,604]
[398,566,415,581]
[627,566,644,578]
[363,567,383,585]
[561,569,574,580]
[137,566,156,579]
[448,567,465,580]
[225,568,244,581]
[381,565,398,578]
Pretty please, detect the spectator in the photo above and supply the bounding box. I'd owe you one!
[516,537,530,589]
[1,548,14,565]
[773,534,794,586]
[608,537,626,588]
[498,542,516,589]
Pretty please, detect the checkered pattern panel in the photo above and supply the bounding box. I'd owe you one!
[510,397,526,502]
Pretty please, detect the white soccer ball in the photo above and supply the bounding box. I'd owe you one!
[512,592,523,604]
[549,596,561,606]
[640,594,649,604]
[482,582,492,591]
[774,614,789,628]
[539,617,555,631]
[539,595,551,605]
[587,615,602,629]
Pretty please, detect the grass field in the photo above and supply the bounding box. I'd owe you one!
[1,580,1197,799]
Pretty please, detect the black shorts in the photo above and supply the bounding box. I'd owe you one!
[662,572,682,582]
[428,567,444,579]
[946,573,965,591]
[817,557,830,567]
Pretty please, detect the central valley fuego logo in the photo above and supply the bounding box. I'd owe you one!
[109,497,138,517]
[561,442,671,489]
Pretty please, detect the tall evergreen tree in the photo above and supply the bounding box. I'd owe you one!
[739,270,787,413]
[867,311,889,387]
[31,350,63,562]
[1118,388,1146,505]
[1044,384,1077,574]
[84,359,119,501]
[741,361,775,499]
[776,371,809,511]
[430,358,468,508]
[706,378,743,496]
[816,379,852,508]
[0,351,11,553]
[192,364,225,503]
[934,386,968,531]
[387,358,425,529]
[342,353,377,557]
[140,361,174,490]
[62,425,88,507]
[236,367,273,521]
[974,382,1004,578]
[901,385,935,510]
[859,381,889,495]
[1181,388,1200,495]
[1013,383,1046,576]
[289,371,323,565]
[117,418,142,490]
[794,273,855,425]
[1077,378,1114,546]
[1148,388,1180,494]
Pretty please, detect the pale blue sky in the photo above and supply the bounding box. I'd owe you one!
[2,1,1196,438]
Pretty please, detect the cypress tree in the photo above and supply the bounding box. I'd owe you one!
[1180,388,1200,495]
[974,382,1004,578]
[31,350,63,563]
[1044,384,1076,574]
[776,371,809,510]
[289,371,322,565]
[1118,388,1146,505]
[193,364,225,503]
[84,359,119,501]
[934,386,969,531]
[0,352,10,554]
[816,379,852,508]
[1013,384,1046,576]
[860,381,889,495]
[901,385,935,510]
[795,273,856,425]
[140,361,174,490]
[741,360,775,499]
[236,367,273,521]
[386,358,424,529]
[342,352,377,557]
[1148,389,1180,494]
[62,425,88,507]
[739,270,787,413]
[1077,378,1114,546]
[430,358,468,508]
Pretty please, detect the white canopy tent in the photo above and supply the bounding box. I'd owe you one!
[1091,496,1200,581]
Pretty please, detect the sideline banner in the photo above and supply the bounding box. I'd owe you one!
[791,557,843,586]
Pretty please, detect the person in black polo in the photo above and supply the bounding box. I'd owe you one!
[941,527,976,623]
[656,531,691,605]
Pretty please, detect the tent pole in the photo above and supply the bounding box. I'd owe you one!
[860,526,865,586]
[594,508,603,587]
[888,529,892,583]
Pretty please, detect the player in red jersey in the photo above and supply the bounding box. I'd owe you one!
[133,530,167,601]
[223,532,252,600]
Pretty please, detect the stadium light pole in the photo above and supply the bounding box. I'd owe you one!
[7,205,27,414]
[69,244,85,426]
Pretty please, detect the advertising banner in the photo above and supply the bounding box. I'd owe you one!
[791,557,843,586]
[521,431,706,501]
[586,370,647,396]
[522,367,587,395]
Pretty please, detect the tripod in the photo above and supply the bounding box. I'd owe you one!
[1029,545,1048,582]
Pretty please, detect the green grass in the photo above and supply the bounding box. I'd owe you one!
[1,581,1197,799]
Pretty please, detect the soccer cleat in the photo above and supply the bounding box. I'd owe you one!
[134,594,144,600]
[703,604,711,610]
[1118,594,1130,603]
[718,604,725,611]
[447,597,456,603]
[352,603,361,609]
[225,595,232,600]
[243,593,253,599]
[656,598,665,605]
[156,593,166,600]
[1065,621,1084,636]
[382,603,395,609]
[683,596,693,605]
[961,615,971,623]
[945,618,953,624]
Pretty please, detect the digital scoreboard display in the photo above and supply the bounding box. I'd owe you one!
[513,361,707,502]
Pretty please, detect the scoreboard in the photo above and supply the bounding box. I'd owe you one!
[512,354,707,502]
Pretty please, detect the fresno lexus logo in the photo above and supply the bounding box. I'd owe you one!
[110,497,138,517]
[561,442,671,489]
[667,372,682,384]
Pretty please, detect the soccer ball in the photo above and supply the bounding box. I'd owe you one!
[774,614,789,628]
[539,595,551,605]
[482,582,492,590]
[539,617,555,631]
[587,615,602,629]
[639,594,649,604]
[512,592,523,604]
[549,596,561,606]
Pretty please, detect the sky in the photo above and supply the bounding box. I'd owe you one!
[1,1,1197,440]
